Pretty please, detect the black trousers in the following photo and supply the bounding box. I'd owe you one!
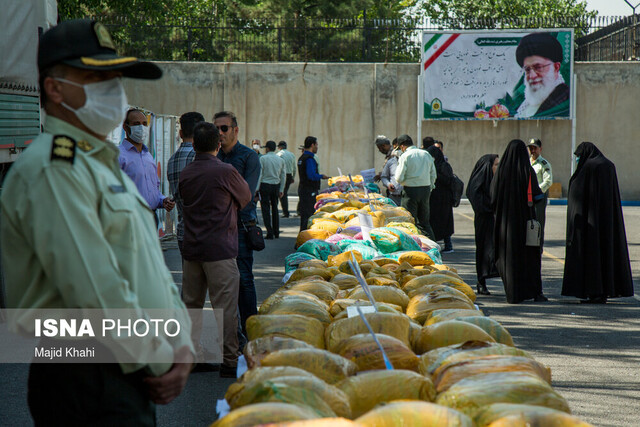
[298,186,317,232]
[401,185,435,240]
[534,193,548,251]
[279,174,293,217]
[28,362,155,426]
[259,182,280,237]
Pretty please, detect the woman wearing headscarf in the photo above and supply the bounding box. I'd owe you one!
[562,142,633,304]
[466,154,500,295]
[426,146,455,252]
[491,139,548,303]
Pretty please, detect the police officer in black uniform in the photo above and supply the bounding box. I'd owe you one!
[297,136,328,231]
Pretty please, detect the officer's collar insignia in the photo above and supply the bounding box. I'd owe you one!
[77,140,93,152]
[51,135,76,164]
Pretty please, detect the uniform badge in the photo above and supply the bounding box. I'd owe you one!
[51,135,76,164]
[77,140,93,152]
[94,22,116,50]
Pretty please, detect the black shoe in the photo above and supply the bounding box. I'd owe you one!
[534,294,549,302]
[219,364,237,378]
[265,234,274,240]
[476,283,491,295]
[580,295,607,304]
[282,214,290,218]
[191,362,220,373]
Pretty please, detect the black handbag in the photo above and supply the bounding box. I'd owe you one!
[243,222,265,251]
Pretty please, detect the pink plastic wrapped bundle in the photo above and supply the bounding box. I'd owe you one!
[353,232,364,240]
[326,234,351,244]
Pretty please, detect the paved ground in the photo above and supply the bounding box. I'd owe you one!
[1,199,638,426]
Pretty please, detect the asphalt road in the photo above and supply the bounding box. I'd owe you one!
[1,199,638,426]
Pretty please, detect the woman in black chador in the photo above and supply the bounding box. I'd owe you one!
[562,142,634,304]
[491,139,548,303]
[426,146,455,250]
[466,154,500,295]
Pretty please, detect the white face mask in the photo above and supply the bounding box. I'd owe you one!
[56,77,128,136]
[253,144,260,150]
[128,124,149,144]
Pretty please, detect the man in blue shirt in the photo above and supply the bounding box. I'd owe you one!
[214,111,261,343]
[119,108,175,226]
[297,136,328,232]
[167,111,204,255]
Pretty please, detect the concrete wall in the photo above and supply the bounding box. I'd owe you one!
[125,62,640,199]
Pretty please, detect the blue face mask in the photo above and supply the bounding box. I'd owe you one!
[575,156,580,164]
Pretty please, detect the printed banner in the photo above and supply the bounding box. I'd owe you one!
[421,30,573,120]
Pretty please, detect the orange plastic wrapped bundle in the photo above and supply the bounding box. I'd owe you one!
[335,333,420,372]
[337,370,436,418]
[296,230,331,248]
[406,291,476,325]
[225,366,317,405]
[475,403,594,427]
[260,348,357,384]
[325,312,412,353]
[418,341,533,376]
[229,375,352,418]
[211,402,320,427]
[328,250,363,268]
[454,316,514,346]
[347,286,409,311]
[435,372,571,419]
[246,314,326,349]
[244,337,315,369]
[354,401,473,427]
[415,320,496,354]
[425,309,485,325]
[432,355,552,393]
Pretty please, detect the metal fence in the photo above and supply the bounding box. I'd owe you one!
[94,15,638,62]
[575,15,640,60]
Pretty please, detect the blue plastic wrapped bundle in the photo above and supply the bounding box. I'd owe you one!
[365,182,381,193]
[427,247,443,265]
[339,241,381,260]
[296,239,342,261]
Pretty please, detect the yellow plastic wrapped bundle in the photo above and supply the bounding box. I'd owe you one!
[246,314,326,349]
[296,230,331,249]
[372,258,399,266]
[325,312,411,353]
[339,199,366,209]
[229,375,352,419]
[211,402,320,427]
[332,304,403,321]
[328,300,402,317]
[339,260,377,275]
[284,280,339,303]
[408,282,477,303]
[260,348,358,384]
[403,273,466,293]
[454,316,514,346]
[398,251,435,266]
[418,341,533,376]
[243,337,315,369]
[335,333,419,372]
[328,251,363,268]
[385,221,420,235]
[406,291,476,325]
[364,276,399,288]
[260,418,360,426]
[344,211,385,229]
[310,220,343,234]
[432,264,458,273]
[316,204,343,214]
[347,286,410,310]
[475,403,594,427]
[425,309,485,325]
[225,366,317,404]
[330,274,360,290]
[415,320,496,354]
[433,355,552,393]
[298,259,329,269]
[260,291,329,315]
[435,372,571,418]
[337,370,436,418]
[329,208,360,223]
[287,267,333,283]
[263,296,333,325]
[355,401,473,427]
[328,175,363,186]
[384,215,416,225]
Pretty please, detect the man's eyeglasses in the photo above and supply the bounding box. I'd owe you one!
[522,63,553,75]
[216,125,233,133]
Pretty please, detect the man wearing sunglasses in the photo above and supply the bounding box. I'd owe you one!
[515,33,570,118]
[214,111,261,346]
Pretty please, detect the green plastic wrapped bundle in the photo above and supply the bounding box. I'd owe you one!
[369,227,422,254]
[284,252,317,272]
[339,242,381,260]
[296,239,342,261]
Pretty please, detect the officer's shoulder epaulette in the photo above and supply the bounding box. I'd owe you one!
[540,159,548,165]
[51,135,76,164]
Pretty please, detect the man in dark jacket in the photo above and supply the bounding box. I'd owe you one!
[297,136,328,232]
